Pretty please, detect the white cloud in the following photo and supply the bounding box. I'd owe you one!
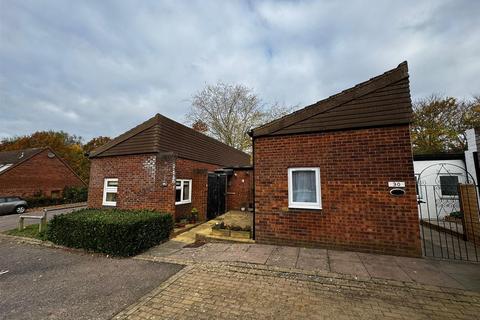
[0,0,479,141]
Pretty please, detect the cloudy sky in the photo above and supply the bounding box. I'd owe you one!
[1,0,479,141]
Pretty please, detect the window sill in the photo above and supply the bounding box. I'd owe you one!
[102,203,117,207]
[288,206,322,211]
[175,201,192,206]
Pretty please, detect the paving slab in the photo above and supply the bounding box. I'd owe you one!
[295,255,329,271]
[329,260,371,279]
[299,247,328,259]
[391,256,463,288]
[328,250,370,278]
[236,244,276,264]
[328,249,363,261]
[428,259,480,291]
[266,246,299,268]
[359,254,412,282]
[145,240,185,257]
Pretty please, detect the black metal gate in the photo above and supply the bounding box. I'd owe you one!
[417,163,480,262]
[207,173,226,220]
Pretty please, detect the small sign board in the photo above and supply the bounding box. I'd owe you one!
[388,181,405,188]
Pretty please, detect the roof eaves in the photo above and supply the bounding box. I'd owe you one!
[89,115,159,158]
[251,61,409,138]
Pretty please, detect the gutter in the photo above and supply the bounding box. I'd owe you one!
[251,135,256,240]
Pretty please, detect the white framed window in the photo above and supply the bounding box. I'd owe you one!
[102,178,118,206]
[439,175,460,198]
[175,179,192,205]
[288,167,322,210]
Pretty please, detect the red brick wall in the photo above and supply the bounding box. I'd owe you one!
[88,153,176,213]
[175,158,220,221]
[227,170,253,211]
[254,125,421,257]
[0,149,85,198]
[88,154,220,221]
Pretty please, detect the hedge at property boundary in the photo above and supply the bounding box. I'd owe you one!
[46,209,173,256]
[26,186,88,208]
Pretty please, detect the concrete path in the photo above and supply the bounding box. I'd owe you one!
[0,203,86,232]
[0,236,182,320]
[143,241,480,292]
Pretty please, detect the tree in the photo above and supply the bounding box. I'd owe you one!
[191,120,208,133]
[411,95,480,154]
[0,132,111,182]
[187,82,293,153]
[84,136,112,154]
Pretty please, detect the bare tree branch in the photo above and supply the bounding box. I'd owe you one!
[187,82,294,153]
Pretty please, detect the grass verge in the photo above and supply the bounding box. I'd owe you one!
[4,224,47,240]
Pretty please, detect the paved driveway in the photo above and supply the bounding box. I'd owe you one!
[117,262,480,320]
[0,237,182,320]
[0,205,86,232]
[145,242,480,292]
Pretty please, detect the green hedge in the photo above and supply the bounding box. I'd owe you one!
[26,186,88,208]
[46,209,173,256]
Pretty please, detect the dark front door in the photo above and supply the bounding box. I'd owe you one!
[207,173,226,220]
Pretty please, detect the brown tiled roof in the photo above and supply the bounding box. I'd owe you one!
[0,148,44,165]
[250,61,412,138]
[0,148,45,175]
[89,114,251,167]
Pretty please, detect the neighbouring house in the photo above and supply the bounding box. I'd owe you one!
[0,147,86,198]
[413,153,470,220]
[465,128,480,187]
[249,62,421,257]
[87,114,251,221]
[413,128,480,220]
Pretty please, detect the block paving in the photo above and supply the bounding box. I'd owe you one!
[114,262,480,320]
[113,242,480,319]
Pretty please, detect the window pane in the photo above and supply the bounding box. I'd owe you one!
[176,181,181,188]
[183,181,190,201]
[107,180,118,187]
[292,171,317,203]
[106,192,117,202]
[440,176,459,196]
[176,188,181,202]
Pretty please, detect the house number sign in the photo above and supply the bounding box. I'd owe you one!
[388,181,405,187]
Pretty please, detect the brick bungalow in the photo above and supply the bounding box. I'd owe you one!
[87,114,250,221]
[249,62,421,257]
[0,147,86,198]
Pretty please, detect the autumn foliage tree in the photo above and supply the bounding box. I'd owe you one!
[411,95,480,154]
[0,131,111,182]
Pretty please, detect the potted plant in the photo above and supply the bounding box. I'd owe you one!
[230,226,251,239]
[190,207,199,223]
[211,221,230,237]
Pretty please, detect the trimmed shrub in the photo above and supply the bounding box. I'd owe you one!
[63,186,88,203]
[46,209,173,256]
[25,196,63,208]
[25,186,88,208]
